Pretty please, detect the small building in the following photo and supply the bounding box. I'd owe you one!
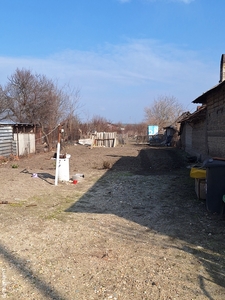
[0,116,36,157]
[162,125,176,146]
[163,112,191,147]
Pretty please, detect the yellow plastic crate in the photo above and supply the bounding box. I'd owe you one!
[190,167,206,179]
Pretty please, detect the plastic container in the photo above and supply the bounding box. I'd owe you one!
[190,167,206,179]
[205,159,225,214]
[58,158,70,181]
[72,173,84,182]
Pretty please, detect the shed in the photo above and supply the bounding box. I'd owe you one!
[163,112,191,147]
[163,126,177,146]
[0,120,36,157]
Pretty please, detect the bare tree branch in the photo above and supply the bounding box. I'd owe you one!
[144,95,184,131]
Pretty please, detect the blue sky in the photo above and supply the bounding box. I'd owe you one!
[0,0,225,123]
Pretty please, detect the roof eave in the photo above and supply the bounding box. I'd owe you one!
[192,81,225,104]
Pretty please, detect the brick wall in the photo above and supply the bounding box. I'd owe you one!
[207,85,225,157]
[192,120,208,160]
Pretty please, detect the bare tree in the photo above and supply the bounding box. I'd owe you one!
[60,88,80,142]
[125,122,147,137]
[0,85,7,119]
[90,115,110,132]
[78,115,112,139]
[3,68,80,148]
[144,95,184,131]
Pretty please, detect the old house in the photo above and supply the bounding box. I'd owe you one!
[192,54,225,158]
[163,112,190,147]
[179,105,207,160]
[163,125,177,146]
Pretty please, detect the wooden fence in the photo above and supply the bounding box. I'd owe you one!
[93,132,117,147]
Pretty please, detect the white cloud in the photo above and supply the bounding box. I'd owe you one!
[0,39,217,122]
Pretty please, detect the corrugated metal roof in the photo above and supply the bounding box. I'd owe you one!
[0,115,35,127]
[0,110,35,126]
[0,119,16,125]
[0,121,35,126]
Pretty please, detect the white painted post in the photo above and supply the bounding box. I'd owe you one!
[54,142,60,186]
[55,124,61,186]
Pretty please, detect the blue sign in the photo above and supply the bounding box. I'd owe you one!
[147,125,158,136]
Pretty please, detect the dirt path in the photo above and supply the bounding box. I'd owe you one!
[0,144,225,299]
